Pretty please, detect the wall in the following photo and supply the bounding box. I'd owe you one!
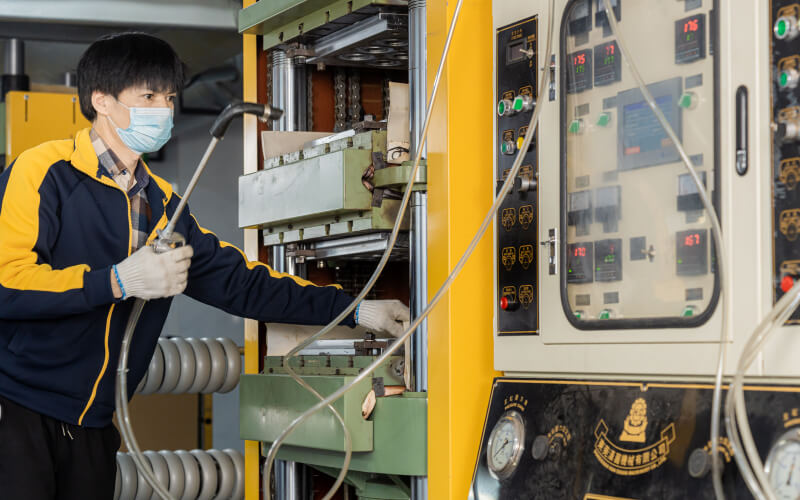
[156,113,245,453]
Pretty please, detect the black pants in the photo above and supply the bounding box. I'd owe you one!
[0,394,120,500]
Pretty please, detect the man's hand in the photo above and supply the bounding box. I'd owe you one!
[356,300,410,337]
[113,245,193,300]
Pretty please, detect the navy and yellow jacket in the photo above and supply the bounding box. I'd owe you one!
[0,128,356,427]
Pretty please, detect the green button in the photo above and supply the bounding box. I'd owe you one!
[599,309,611,320]
[513,97,524,112]
[679,92,695,109]
[682,306,695,318]
[501,142,513,154]
[569,119,582,134]
[778,18,788,38]
[781,71,790,88]
[574,311,583,320]
[497,100,506,116]
[596,112,611,127]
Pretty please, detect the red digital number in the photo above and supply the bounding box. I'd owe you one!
[574,247,586,257]
[684,19,699,33]
[605,44,615,56]
[574,53,586,65]
[684,233,701,247]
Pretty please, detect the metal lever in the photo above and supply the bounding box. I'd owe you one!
[540,228,558,275]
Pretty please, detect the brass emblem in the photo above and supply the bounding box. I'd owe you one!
[780,158,800,190]
[501,247,516,271]
[519,245,534,270]
[780,209,800,241]
[519,285,534,309]
[502,208,516,231]
[619,398,648,443]
[519,205,534,230]
[593,397,676,476]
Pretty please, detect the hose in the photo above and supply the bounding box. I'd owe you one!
[265,0,557,494]
[115,103,282,500]
[598,1,731,498]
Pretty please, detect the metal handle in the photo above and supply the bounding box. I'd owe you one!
[735,85,748,176]
[540,227,558,275]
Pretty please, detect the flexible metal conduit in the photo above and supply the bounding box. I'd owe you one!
[114,449,244,500]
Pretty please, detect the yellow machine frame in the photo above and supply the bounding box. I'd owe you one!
[240,1,497,497]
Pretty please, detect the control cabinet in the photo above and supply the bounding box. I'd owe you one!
[491,0,784,377]
[476,0,800,497]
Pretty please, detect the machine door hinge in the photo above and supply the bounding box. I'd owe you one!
[540,228,558,275]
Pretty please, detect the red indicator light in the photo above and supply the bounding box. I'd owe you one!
[782,275,795,293]
[500,297,509,310]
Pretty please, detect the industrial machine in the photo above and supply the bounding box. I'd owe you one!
[470,0,800,498]
[236,1,429,499]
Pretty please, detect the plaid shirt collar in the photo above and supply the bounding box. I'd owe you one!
[90,128,150,196]
[90,128,151,252]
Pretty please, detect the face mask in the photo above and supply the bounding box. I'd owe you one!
[108,100,173,154]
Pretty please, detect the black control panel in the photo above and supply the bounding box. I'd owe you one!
[496,16,539,335]
[470,379,800,499]
[771,2,800,324]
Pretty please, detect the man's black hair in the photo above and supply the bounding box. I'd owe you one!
[77,33,185,121]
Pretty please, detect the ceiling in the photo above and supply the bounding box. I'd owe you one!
[0,0,244,85]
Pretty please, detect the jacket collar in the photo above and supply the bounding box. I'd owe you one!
[70,127,174,201]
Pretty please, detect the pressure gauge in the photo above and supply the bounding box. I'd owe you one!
[765,429,800,500]
[486,410,526,480]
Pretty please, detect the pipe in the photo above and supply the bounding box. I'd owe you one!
[4,38,24,75]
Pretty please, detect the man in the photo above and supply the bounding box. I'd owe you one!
[0,33,408,499]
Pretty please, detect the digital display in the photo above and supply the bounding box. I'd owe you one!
[567,49,593,94]
[676,229,708,276]
[675,14,706,64]
[506,40,528,65]
[622,96,674,156]
[594,41,621,86]
[594,238,622,282]
[567,242,594,284]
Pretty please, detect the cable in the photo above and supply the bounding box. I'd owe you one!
[265,0,557,492]
[598,1,731,498]
[270,0,469,497]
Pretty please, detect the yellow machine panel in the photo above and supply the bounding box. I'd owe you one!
[5,91,90,163]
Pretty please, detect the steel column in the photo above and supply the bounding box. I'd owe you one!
[409,1,428,499]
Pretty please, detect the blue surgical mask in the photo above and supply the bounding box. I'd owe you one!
[108,100,174,154]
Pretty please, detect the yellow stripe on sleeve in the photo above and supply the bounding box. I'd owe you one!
[0,143,90,293]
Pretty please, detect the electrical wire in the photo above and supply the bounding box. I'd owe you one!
[265,0,557,493]
[270,0,468,497]
[599,1,732,498]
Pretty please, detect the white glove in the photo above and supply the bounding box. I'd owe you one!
[356,300,410,337]
[114,245,193,300]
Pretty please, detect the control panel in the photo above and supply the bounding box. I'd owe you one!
[470,379,800,499]
[495,16,539,335]
[772,2,800,324]
[560,0,718,328]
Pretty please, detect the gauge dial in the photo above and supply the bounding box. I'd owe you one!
[486,410,526,480]
[766,430,800,500]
